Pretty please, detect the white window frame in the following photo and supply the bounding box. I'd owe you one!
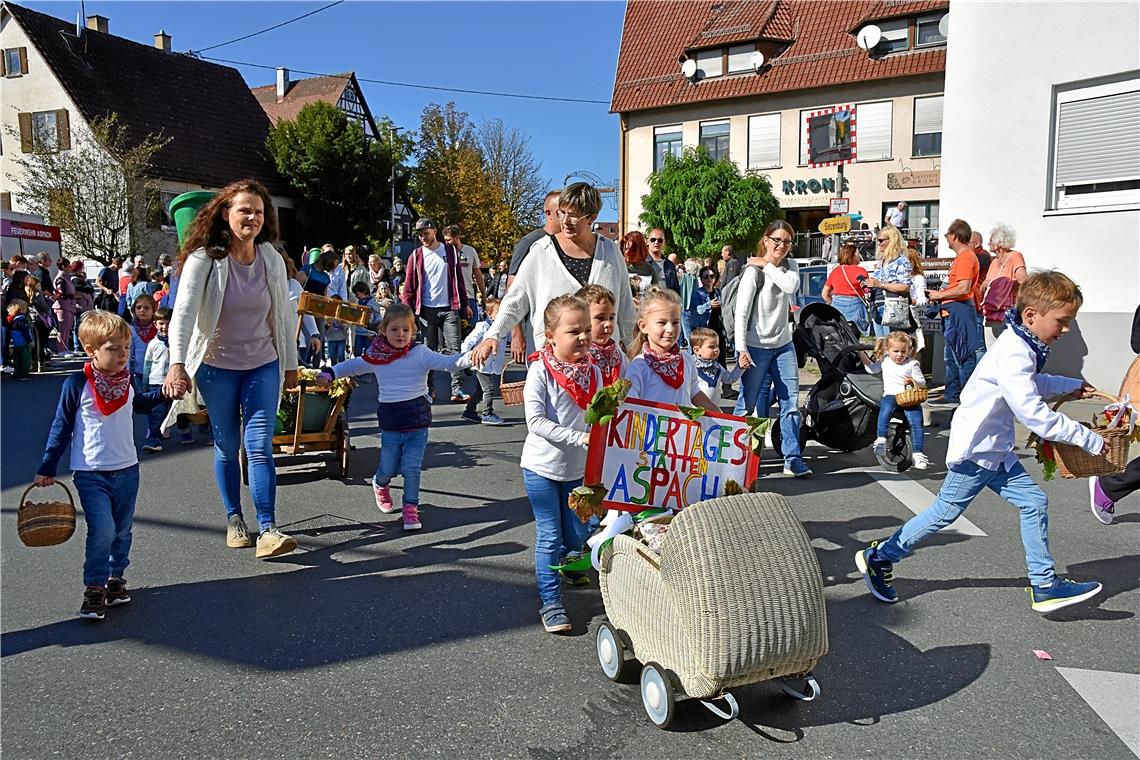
[1048,74,1140,213]
[878,18,910,53]
[855,101,893,162]
[653,125,683,171]
[912,95,943,157]
[915,13,947,48]
[747,112,781,170]
[727,44,755,74]
[699,120,730,162]
[4,48,22,77]
[695,49,723,79]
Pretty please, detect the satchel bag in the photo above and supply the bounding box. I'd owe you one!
[880,293,911,328]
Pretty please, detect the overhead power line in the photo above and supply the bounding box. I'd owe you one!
[198,55,612,106]
[194,1,345,54]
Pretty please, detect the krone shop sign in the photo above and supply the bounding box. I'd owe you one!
[887,170,940,190]
[781,177,851,195]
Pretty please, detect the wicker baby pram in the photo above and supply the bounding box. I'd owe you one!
[595,492,828,728]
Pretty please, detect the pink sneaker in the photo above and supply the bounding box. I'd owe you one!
[402,504,421,531]
[373,482,396,513]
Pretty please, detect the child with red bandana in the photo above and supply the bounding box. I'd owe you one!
[576,284,626,386]
[34,311,166,620]
[129,294,158,391]
[316,303,472,531]
[625,287,718,412]
[520,295,605,634]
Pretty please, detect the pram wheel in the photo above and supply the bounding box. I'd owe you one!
[875,421,912,472]
[770,417,809,458]
[640,662,676,728]
[595,621,630,683]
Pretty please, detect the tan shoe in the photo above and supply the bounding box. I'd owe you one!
[255,525,297,559]
[226,515,253,548]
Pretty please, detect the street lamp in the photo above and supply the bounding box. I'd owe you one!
[388,125,402,255]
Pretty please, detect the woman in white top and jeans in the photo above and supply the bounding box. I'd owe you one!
[163,180,300,559]
[732,220,811,477]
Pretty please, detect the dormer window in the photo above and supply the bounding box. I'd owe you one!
[915,13,948,47]
[859,11,948,55]
[877,19,910,53]
[727,44,756,74]
[695,49,723,79]
[686,40,783,81]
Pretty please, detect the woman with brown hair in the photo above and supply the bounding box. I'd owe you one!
[162,179,299,559]
[822,243,871,334]
[621,230,661,299]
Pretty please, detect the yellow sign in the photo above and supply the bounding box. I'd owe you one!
[818,216,851,235]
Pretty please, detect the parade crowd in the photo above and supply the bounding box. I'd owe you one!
[11,179,1138,630]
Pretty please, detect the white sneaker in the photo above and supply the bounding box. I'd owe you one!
[912,452,930,470]
[872,436,887,458]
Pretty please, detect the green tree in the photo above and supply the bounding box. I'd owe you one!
[5,113,168,265]
[266,101,407,246]
[639,148,780,260]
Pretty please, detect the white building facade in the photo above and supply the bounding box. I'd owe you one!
[938,1,1139,391]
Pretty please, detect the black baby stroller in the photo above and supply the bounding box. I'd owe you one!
[772,303,914,471]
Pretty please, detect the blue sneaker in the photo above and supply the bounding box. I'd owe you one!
[143,439,163,452]
[783,458,813,478]
[179,431,194,445]
[1029,577,1102,613]
[855,542,898,603]
[540,603,571,634]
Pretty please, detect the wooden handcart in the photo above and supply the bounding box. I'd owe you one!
[241,380,351,482]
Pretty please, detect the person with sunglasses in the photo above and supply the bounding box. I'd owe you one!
[863,224,913,338]
[645,228,681,295]
[732,220,811,477]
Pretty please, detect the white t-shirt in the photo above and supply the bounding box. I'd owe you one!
[886,207,906,227]
[144,339,170,385]
[626,351,703,407]
[866,357,925,396]
[420,243,451,308]
[455,244,481,299]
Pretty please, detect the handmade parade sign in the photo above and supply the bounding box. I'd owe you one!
[583,397,760,513]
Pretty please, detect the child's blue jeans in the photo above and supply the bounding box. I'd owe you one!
[73,465,140,587]
[877,394,925,453]
[353,333,370,357]
[874,460,1055,587]
[374,427,429,505]
[195,360,280,531]
[522,469,589,608]
[327,340,347,366]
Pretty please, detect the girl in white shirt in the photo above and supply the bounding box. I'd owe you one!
[864,331,928,470]
[625,288,718,412]
[577,284,626,386]
[318,303,471,532]
[521,295,603,634]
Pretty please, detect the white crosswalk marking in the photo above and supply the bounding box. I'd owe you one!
[867,471,987,536]
[1056,667,1140,758]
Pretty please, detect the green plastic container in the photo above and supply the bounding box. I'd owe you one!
[274,391,336,435]
[168,190,217,246]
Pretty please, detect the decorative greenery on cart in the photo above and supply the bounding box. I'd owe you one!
[275,368,355,435]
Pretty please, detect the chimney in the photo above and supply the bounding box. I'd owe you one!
[154,30,172,52]
[85,15,108,34]
[276,67,290,101]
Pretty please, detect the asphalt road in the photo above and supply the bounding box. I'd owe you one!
[2,359,1137,759]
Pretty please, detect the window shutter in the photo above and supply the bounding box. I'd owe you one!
[1,51,6,77]
[748,114,780,169]
[18,111,32,152]
[0,192,11,212]
[55,109,71,150]
[1055,89,1140,186]
[798,110,811,164]
[18,47,28,74]
[856,101,892,161]
[914,95,944,135]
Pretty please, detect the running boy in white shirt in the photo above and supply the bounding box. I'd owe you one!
[856,272,1106,613]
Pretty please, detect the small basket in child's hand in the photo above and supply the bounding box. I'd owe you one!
[501,379,526,406]
[1050,391,1132,479]
[895,385,928,408]
[17,482,76,547]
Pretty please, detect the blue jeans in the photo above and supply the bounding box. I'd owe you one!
[327,340,347,366]
[374,427,429,505]
[195,360,280,531]
[353,333,371,357]
[145,383,168,445]
[943,341,979,403]
[877,394,925,453]
[73,465,140,587]
[831,295,869,335]
[523,469,589,607]
[733,342,804,465]
[875,460,1055,587]
[680,310,692,347]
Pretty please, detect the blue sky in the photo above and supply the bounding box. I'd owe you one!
[24,0,625,215]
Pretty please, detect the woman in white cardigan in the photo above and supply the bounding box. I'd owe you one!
[162,180,300,559]
[470,183,636,364]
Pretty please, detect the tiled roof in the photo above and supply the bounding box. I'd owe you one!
[5,2,288,194]
[251,73,351,124]
[612,0,947,114]
[853,0,948,30]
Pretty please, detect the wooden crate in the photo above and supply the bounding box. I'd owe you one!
[297,291,370,327]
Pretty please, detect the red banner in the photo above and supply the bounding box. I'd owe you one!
[1,219,61,242]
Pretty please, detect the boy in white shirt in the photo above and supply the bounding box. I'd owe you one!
[142,307,193,449]
[856,272,1106,613]
[460,297,506,425]
[690,327,743,406]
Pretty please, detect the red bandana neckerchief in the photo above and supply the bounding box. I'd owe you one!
[537,343,597,410]
[641,344,684,389]
[588,340,623,385]
[362,335,412,365]
[134,320,156,344]
[84,362,132,416]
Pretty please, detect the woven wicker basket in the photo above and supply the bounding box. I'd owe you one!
[895,386,928,408]
[185,409,210,426]
[1051,391,1132,479]
[17,482,76,547]
[501,379,526,406]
